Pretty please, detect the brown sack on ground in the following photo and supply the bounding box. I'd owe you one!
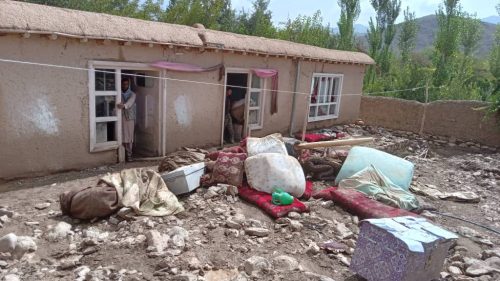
[60,183,119,220]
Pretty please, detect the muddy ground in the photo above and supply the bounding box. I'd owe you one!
[0,125,499,281]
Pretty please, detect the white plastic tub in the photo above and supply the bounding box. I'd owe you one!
[161,162,206,195]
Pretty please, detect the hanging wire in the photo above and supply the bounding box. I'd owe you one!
[0,57,445,98]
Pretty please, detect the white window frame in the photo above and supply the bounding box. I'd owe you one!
[222,68,267,145]
[308,73,343,122]
[89,64,122,152]
[247,74,266,130]
[88,60,162,153]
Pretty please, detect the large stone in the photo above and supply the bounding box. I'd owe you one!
[0,233,17,253]
[3,274,20,281]
[289,221,303,232]
[245,227,270,237]
[272,255,299,271]
[47,222,72,241]
[244,256,272,277]
[482,248,500,259]
[34,203,51,210]
[146,230,169,253]
[306,242,320,255]
[0,209,14,218]
[169,226,189,248]
[226,217,242,229]
[465,257,500,277]
[334,223,354,239]
[12,236,37,259]
[448,265,463,275]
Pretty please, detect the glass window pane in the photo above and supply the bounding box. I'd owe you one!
[250,91,260,107]
[96,121,116,143]
[319,78,326,103]
[309,106,316,117]
[311,77,319,104]
[318,105,329,116]
[251,76,261,89]
[95,69,115,91]
[95,96,117,117]
[249,110,259,125]
[329,104,337,115]
[330,78,338,102]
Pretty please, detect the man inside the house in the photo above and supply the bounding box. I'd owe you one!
[117,78,136,161]
[224,87,235,143]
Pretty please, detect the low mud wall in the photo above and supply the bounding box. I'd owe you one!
[360,96,500,147]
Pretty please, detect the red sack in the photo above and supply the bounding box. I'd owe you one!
[313,187,418,220]
[300,181,314,201]
[238,184,309,219]
[295,133,333,142]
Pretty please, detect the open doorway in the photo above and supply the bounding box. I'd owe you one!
[224,73,248,144]
[122,70,160,158]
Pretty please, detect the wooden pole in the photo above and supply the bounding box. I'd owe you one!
[419,81,429,135]
[294,137,374,150]
[300,93,312,141]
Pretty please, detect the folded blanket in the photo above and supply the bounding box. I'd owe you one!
[313,187,417,219]
[238,184,309,219]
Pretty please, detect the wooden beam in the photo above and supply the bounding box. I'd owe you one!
[148,43,154,48]
[295,137,374,150]
[80,37,88,43]
[49,34,58,40]
[124,41,132,46]
[168,45,174,49]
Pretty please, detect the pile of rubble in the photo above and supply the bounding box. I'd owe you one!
[0,124,499,281]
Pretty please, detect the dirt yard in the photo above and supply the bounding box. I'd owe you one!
[0,125,499,281]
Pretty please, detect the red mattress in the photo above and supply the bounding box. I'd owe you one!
[238,184,309,219]
[313,187,418,219]
[295,133,333,143]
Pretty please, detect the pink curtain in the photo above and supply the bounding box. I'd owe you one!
[150,61,224,80]
[252,68,279,115]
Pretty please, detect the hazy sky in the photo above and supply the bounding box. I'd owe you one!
[231,0,499,26]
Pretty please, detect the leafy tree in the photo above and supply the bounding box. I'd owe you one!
[487,4,500,114]
[398,7,418,65]
[278,11,335,48]
[240,0,276,38]
[337,0,360,51]
[433,0,462,86]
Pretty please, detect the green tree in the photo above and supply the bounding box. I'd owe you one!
[398,7,418,65]
[433,0,462,86]
[364,0,401,88]
[336,0,360,51]
[241,0,276,38]
[278,11,335,48]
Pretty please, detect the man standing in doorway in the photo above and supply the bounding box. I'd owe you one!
[117,78,136,161]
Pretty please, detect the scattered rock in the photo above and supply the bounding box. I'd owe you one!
[172,273,197,281]
[465,256,500,277]
[146,230,169,253]
[12,236,37,259]
[334,223,353,239]
[34,203,51,210]
[306,242,320,255]
[448,265,463,275]
[0,209,14,218]
[3,274,20,281]
[0,233,17,253]
[169,226,189,248]
[0,260,8,268]
[47,222,73,241]
[272,255,298,271]
[243,256,272,277]
[289,220,303,232]
[245,227,270,237]
[226,217,242,229]
[288,212,301,219]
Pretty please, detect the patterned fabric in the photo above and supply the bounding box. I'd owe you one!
[207,146,246,161]
[312,187,418,219]
[212,152,247,186]
[350,218,456,281]
[238,184,309,219]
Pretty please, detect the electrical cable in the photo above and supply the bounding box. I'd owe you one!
[430,210,500,236]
